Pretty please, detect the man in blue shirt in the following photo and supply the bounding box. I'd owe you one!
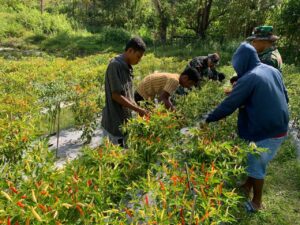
[205,43,289,212]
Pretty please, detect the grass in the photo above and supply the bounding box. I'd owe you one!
[238,137,300,225]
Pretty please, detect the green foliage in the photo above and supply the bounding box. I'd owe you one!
[102,27,131,43]
[276,0,300,63]
[0,42,299,224]
[0,12,24,39]
[15,6,73,35]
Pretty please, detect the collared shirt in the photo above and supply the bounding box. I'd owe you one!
[101,54,134,137]
[136,72,180,100]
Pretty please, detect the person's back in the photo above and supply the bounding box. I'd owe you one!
[136,72,179,100]
[236,63,288,141]
[207,42,289,142]
[206,42,289,212]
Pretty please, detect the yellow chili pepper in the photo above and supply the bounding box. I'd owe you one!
[31,189,37,203]
[1,191,12,202]
[30,207,42,222]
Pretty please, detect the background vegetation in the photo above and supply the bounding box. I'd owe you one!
[0,0,299,64]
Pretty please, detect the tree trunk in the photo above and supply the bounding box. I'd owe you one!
[72,0,76,17]
[152,0,168,43]
[40,0,44,14]
[195,0,213,39]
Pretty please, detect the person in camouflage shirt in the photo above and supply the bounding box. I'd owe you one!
[226,26,283,95]
[186,53,225,82]
[173,53,225,97]
[247,25,283,72]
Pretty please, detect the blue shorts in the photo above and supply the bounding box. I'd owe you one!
[246,136,286,179]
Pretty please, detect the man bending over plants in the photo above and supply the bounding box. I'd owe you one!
[101,37,148,146]
[134,68,200,110]
[187,53,225,82]
[205,42,289,212]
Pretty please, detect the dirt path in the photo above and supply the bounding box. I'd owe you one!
[48,125,104,168]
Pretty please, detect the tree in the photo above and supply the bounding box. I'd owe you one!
[175,0,231,39]
[205,0,282,41]
[40,0,44,14]
[279,0,300,45]
[151,0,171,43]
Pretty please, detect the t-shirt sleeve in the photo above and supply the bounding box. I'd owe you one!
[106,62,123,93]
[163,78,179,95]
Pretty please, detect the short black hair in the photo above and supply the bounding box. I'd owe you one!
[181,67,200,83]
[125,37,146,52]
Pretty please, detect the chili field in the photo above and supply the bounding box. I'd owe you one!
[0,52,299,224]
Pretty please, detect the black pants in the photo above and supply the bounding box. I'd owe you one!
[134,91,144,104]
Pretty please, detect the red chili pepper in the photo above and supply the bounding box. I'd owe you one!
[171,175,178,186]
[76,205,84,216]
[16,201,25,208]
[40,190,47,195]
[159,180,165,191]
[38,204,47,213]
[205,172,210,183]
[145,195,149,206]
[124,208,133,217]
[14,221,19,225]
[180,208,185,225]
[7,217,11,225]
[10,186,18,194]
[87,179,92,187]
[200,211,209,222]
[21,195,27,199]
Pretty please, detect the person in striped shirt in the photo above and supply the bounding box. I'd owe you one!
[134,68,200,110]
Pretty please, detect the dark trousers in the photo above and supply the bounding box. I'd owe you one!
[134,91,144,104]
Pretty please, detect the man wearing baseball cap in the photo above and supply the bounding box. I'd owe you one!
[247,25,283,72]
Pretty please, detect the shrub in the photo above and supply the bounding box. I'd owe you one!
[102,27,131,44]
[15,6,73,35]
